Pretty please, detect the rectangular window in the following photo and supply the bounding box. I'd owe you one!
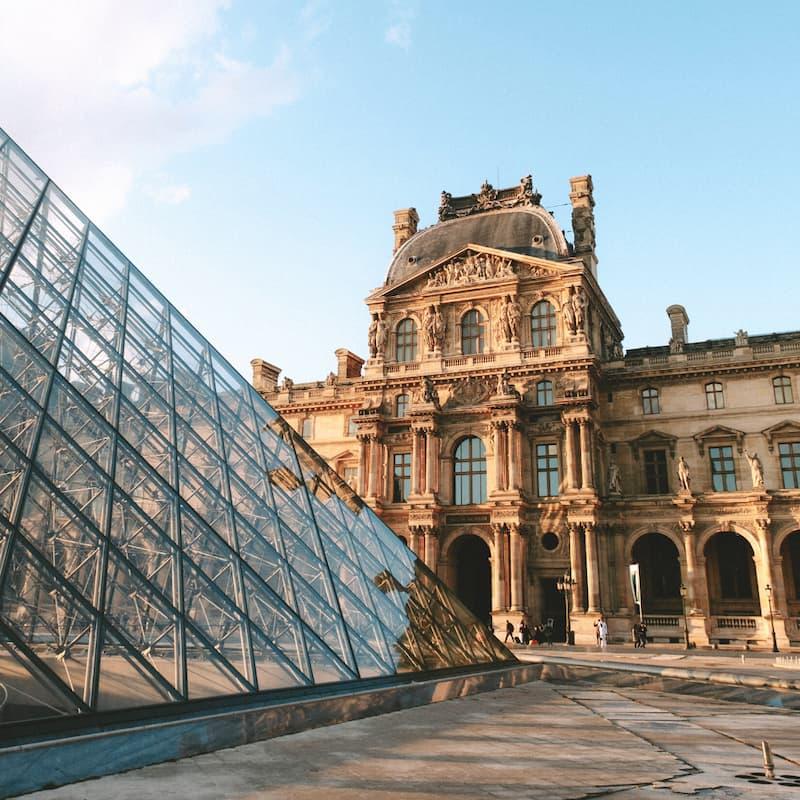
[774,377,794,405]
[347,417,358,436]
[536,442,559,497]
[301,418,313,439]
[779,441,800,489]
[709,445,737,492]
[343,466,358,489]
[643,450,669,494]
[641,388,660,415]
[705,382,724,409]
[392,452,412,502]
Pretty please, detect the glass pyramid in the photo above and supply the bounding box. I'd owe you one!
[0,129,512,726]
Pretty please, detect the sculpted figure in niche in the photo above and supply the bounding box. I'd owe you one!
[368,314,379,358]
[745,450,765,488]
[423,304,446,352]
[572,286,588,332]
[563,290,577,335]
[677,456,691,492]
[374,314,388,357]
[607,459,622,495]
[500,295,522,342]
[419,375,440,408]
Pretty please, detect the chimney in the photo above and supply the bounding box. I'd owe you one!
[250,358,281,394]
[569,175,597,275]
[666,305,689,352]
[335,348,364,381]
[392,207,419,254]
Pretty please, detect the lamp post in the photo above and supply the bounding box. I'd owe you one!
[679,584,692,650]
[765,584,779,653]
[557,571,576,645]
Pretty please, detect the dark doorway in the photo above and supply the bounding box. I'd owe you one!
[631,532,682,614]
[452,534,491,624]
[540,577,566,642]
[781,531,800,616]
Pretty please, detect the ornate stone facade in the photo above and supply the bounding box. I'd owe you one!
[253,174,800,648]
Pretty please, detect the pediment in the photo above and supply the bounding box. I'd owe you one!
[762,420,800,451]
[693,424,745,454]
[374,243,566,298]
[629,429,677,460]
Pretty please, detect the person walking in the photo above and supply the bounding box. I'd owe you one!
[632,621,641,647]
[504,620,515,643]
[595,615,608,649]
[637,621,648,648]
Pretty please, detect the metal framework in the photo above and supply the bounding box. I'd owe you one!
[0,129,512,726]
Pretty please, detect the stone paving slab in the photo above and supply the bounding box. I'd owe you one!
[16,677,800,800]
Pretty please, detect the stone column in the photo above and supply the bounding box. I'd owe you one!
[408,528,420,559]
[411,429,422,495]
[681,525,698,609]
[569,523,583,612]
[424,527,439,574]
[579,419,594,490]
[493,421,507,491]
[425,430,439,495]
[754,521,777,616]
[367,435,380,498]
[491,524,506,612]
[564,421,576,491]
[357,435,369,497]
[508,422,522,491]
[584,523,601,612]
[509,524,524,611]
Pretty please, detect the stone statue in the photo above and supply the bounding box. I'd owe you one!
[745,450,765,489]
[423,305,437,352]
[500,295,522,342]
[572,286,587,332]
[563,293,577,335]
[375,314,388,357]
[433,305,446,350]
[497,371,511,396]
[281,376,294,391]
[438,191,454,221]
[325,371,337,387]
[367,314,378,358]
[607,459,622,495]
[419,375,440,408]
[677,456,691,492]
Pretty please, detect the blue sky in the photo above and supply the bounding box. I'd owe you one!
[1,1,798,382]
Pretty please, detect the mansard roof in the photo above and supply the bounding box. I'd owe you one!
[385,206,571,287]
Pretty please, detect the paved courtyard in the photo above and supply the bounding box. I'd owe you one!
[18,676,800,800]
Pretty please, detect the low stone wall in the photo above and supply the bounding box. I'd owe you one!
[0,664,541,799]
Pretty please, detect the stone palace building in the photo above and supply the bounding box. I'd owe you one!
[251,174,800,647]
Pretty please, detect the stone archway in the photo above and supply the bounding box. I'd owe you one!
[704,531,760,616]
[450,534,492,625]
[780,531,800,616]
[631,532,682,615]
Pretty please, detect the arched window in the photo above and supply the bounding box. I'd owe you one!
[395,393,409,417]
[641,387,660,415]
[536,379,554,406]
[705,381,724,410]
[395,318,417,362]
[461,310,484,355]
[453,436,487,505]
[531,301,557,347]
[774,376,794,405]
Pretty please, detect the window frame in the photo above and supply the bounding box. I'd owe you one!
[535,441,559,497]
[774,376,794,405]
[536,379,554,407]
[705,381,724,410]
[643,448,669,494]
[709,444,737,492]
[395,318,418,363]
[530,300,557,348]
[301,417,314,439]
[392,451,412,502]
[779,441,800,489]
[460,309,485,355]
[395,393,409,417]
[641,386,660,415]
[453,436,487,505]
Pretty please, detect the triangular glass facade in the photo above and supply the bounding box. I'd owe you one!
[0,129,512,726]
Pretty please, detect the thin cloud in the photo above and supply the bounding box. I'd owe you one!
[385,1,417,49]
[145,183,192,206]
[0,1,301,221]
